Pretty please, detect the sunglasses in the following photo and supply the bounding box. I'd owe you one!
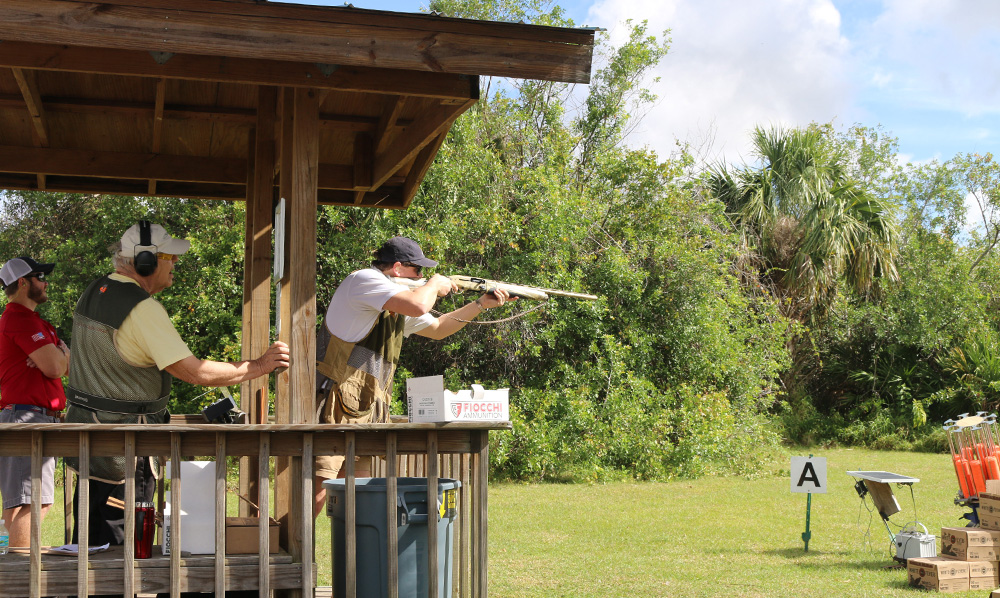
[402,262,423,275]
[25,272,46,282]
[157,252,179,262]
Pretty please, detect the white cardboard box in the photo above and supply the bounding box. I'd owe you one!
[406,375,510,423]
[162,461,216,555]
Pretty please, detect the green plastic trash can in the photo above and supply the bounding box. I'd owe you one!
[324,477,460,598]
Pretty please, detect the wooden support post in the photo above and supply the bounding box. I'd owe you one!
[288,86,319,422]
[215,433,228,597]
[274,86,294,416]
[460,453,469,598]
[386,432,399,598]
[475,430,489,598]
[427,431,439,598]
[170,434,182,598]
[274,87,294,531]
[63,464,72,545]
[29,431,42,598]
[259,433,271,597]
[345,432,357,598]
[241,85,278,516]
[300,434,315,594]
[77,433,90,598]
[123,432,136,598]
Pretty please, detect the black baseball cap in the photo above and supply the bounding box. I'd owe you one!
[374,237,438,268]
[0,256,55,286]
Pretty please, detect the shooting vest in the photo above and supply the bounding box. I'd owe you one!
[65,275,172,483]
[316,310,405,423]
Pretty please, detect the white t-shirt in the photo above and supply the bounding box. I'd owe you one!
[323,268,435,342]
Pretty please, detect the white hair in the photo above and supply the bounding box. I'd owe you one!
[109,241,134,271]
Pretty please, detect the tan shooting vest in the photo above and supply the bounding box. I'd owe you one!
[316,310,406,422]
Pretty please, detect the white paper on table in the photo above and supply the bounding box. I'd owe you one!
[48,543,110,555]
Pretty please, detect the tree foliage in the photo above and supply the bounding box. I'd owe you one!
[16,0,1000,475]
[0,12,791,482]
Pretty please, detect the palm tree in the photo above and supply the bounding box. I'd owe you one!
[710,125,898,321]
[708,125,899,393]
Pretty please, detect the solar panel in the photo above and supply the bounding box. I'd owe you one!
[847,470,919,484]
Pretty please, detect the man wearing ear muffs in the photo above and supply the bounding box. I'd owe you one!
[64,221,290,547]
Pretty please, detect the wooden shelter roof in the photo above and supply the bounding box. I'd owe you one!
[0,0,595,208]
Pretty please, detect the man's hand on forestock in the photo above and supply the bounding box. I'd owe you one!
[478,288,514,309]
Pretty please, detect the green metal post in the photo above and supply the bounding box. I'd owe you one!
[802,453,813,552]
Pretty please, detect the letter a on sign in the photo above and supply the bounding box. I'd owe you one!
[790,456,827,494]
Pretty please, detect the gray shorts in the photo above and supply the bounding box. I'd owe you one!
[0,408,58,510]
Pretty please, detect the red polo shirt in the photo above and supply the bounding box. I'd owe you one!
[0,302,67,410]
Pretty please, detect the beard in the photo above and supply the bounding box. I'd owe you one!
[27,283,47,304]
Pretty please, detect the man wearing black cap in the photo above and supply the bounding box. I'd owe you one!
[0,256,69,548]
[312,236,510,514]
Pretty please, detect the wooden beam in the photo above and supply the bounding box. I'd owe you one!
[33,0,595,46]
[402,131,448,207]
[0,145,246,184]
[352,133,373,205]
[0,1,595,83]
[11,68,49,190]
[374,96,406,155]
[148,77,166,194]
[0,172,412,205]
[0,40,483,98]
[0,145,401,191]
[0,93,417,131]
[371,99,473,190]
[11,68,49,147]
[317,187,408,209]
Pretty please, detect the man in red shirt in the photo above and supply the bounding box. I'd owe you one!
[0,256,69,548]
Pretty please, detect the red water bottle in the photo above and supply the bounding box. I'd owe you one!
[135,502,156,559]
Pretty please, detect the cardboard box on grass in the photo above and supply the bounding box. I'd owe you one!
[907,557,970,593]
[406,375,509,423]
[971,573,1000,591]
[981,492,1000,515]
[983,490,1000,530]
[940,527,1000,560]
[982,511,1000,531]
[968,561,1000,577]
[225,517,279,554]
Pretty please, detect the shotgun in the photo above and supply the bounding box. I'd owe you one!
[392,275,598,301]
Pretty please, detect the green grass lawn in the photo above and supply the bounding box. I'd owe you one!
[36,448,983,596]
[489,447,978,597]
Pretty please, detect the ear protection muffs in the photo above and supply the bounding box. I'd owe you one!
[134,220,158,277]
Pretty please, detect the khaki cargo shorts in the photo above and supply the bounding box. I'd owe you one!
[314,386,387,480]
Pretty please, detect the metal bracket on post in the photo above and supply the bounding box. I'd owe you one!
[149,51,175,65]
[314,63,338,77]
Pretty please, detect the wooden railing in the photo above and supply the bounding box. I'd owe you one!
[0,421,508,598]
